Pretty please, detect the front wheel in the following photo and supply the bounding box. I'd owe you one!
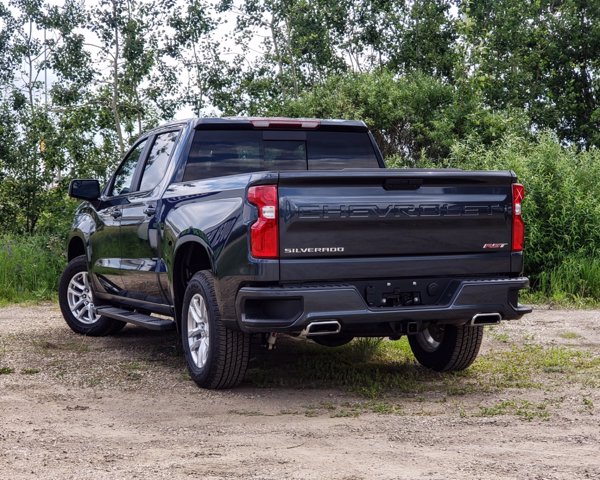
[408,324,483,371]
[58,255,125,336]
[181,271,250,389]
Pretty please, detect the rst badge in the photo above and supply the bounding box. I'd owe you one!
[483,243,508,249]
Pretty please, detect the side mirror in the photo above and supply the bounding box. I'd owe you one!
[69,179,100,201]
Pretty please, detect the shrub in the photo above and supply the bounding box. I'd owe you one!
[0,234,65,303]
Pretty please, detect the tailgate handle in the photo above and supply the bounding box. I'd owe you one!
[384,178,423,190]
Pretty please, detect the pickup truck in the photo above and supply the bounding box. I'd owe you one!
[59,117,531,389]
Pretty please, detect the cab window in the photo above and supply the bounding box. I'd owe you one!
[139,131,179,192]
[108,140,147,196]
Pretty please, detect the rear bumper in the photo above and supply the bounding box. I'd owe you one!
[235,277,531,334]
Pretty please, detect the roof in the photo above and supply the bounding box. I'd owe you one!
[192,117,368,131]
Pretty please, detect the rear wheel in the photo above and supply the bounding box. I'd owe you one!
[408,324,483,371]
[58,256,124,336]
[181,271,250,389]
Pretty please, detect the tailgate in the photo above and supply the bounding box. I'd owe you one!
[278,170,515,261]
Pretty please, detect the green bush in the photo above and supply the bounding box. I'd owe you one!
[0,234,66,303]
[272,70,529,162]
[536,256,600,304]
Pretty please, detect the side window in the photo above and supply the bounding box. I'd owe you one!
[109,140,147,196]
[139,130,179,192]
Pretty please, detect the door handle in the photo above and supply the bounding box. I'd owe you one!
[143,205,156,216]
[111,208,122,219]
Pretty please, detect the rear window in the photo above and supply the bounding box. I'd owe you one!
[182,129,379,181]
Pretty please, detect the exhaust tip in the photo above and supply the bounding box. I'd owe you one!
[471,313,502,326]
[306,320,341,336]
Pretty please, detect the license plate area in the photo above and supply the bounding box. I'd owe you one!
[360,278,456,308]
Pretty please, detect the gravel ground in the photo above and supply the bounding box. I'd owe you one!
[1,304,599,479]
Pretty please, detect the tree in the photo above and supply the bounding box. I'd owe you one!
[88,0,178,156]
[460,0,600,147]
[0,0,92,233]
[165,0,222,115]
[389,0,458,80]
[271,70,528,163]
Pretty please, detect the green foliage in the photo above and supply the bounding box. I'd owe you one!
[461,0,600,147]
[537,257,600,304]
[0,234,65,302]
[389,0,458,80]
[446,132,600,296]
[216,1,459,113]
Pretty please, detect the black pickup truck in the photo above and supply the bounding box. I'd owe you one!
[59,117,531,389]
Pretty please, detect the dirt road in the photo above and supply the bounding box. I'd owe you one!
[1,304,599,479]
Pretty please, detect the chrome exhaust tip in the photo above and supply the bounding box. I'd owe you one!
[471,313,502,326]
[306,320,342,336]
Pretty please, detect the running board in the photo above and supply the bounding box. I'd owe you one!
[96,307,175,331]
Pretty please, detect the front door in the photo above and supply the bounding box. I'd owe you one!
[89,139,148,296]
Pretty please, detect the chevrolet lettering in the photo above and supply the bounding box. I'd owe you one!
[291,203,507,219]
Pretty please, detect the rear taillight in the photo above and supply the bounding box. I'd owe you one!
[247,185,279,258]
[512,183,525,252]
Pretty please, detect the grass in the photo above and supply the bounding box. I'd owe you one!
[536,257,600,304]
[559,331,581,340]
[0,366,14,374]
[227,409,268,416]
[488,327,510,343]
[247,337,600,399]
[522,290,600,308]
[0,234,65,303]
[21,367,40,375]
[477,400,550,421]
[248,337,420,398]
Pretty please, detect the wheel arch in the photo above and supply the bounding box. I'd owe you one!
[67,235,86,262]
[172,238,214,323]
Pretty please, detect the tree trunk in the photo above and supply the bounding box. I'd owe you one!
[111,0,125,156]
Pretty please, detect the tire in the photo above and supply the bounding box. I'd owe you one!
[312,334,354,347]
[408,324,484,372]
[181,271,250,389]
[58,255,123,336]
